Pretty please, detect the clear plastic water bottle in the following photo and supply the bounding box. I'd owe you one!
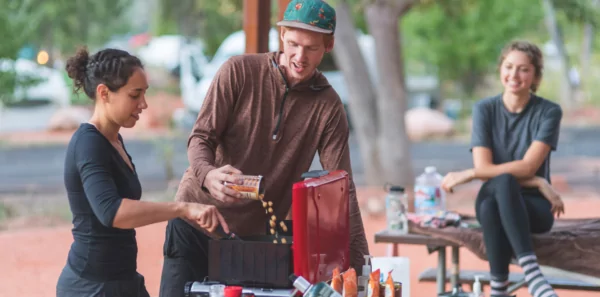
[385,185,408,234]
[414,166,446,215]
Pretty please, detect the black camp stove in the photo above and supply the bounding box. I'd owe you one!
[185,221,295,297]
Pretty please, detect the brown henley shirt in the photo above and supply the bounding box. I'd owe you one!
[175,51,369,270]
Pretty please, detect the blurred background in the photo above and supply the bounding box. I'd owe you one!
[1,0,599,296]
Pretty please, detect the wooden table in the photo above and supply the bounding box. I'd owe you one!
[374,230,460,294]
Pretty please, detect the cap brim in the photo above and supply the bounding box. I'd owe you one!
[277,20,333,34]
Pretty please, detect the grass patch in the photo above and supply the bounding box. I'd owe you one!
[0,200,17,221]
[0,195,71,231]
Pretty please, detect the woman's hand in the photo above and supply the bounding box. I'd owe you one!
[537,179,565,218]
[441,169,475,193]
[180,203,229,233]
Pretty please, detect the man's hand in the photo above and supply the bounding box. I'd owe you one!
[204,165,245,204]
[441,169,475,193]
[180,202,229,233]
[538,179,565,218]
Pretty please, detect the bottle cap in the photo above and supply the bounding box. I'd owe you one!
[224,286,243,297]
[425,166,437,174]
[289,274,311,293]
[390,186,405,192]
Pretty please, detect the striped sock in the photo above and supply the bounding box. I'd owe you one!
[518,254,557,297]
[490,274,510,297]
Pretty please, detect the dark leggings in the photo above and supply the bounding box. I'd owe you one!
[475,174,554,276]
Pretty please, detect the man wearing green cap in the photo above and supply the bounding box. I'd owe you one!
[159,1,369,296]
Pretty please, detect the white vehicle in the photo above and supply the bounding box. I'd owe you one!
[175,29,439,129]
[137,35,208,77]
[0,58,70,107]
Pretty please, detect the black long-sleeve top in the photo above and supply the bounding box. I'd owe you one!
[63,123,142,281]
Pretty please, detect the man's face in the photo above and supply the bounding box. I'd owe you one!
[280,28,334,85]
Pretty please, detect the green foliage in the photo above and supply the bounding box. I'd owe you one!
[402,0,545,98]
[154,0,244,56]
[0,0,133,105]
[0,0,47,105]
[0,200,16,222]
[31,0,133,53]
[552,0,600,28]
[0,0,39,59]
[199,0,244,56]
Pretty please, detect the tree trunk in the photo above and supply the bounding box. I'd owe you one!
[580,0,597,78]
[461,67,482,99]
[365,1,415,205]
[331,1,384,186]
[542,0,575,109]
[580,23,593,77]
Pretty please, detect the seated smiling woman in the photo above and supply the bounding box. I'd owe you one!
[56,47,229,297]
[441,41,564,297]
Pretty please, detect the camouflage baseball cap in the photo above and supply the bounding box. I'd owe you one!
[277,0,336,34]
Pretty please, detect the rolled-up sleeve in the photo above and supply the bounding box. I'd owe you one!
[187,58,240,189]
[74,134,123,227]
[318,100,369,270]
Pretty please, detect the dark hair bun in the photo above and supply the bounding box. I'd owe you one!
[64,46,143,99]
[65,47,90,94]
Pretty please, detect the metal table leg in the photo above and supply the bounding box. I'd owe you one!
[387,244,399,257]
[451,246,460,288]
[437,247,447,294]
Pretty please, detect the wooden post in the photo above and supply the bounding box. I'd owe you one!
[278,0,290,52]
[243,0,272,54]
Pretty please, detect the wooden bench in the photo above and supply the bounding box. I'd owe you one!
[418,267,600,293]
[374,230,600,294]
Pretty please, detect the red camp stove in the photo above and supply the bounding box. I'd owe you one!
[184,170,350,297]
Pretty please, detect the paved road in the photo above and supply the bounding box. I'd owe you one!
[1,127,599,194]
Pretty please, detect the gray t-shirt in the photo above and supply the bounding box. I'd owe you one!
[471,94,562,190]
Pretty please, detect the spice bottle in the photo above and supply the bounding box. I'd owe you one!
[289,273,342,297]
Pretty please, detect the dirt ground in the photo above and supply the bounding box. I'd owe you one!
[1,184,599,297]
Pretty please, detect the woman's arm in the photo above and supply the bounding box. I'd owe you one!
[74,132,227,232]
[472,142,551,180]
[473,147,543,188]
[518,176,546,188]
[112,200,184,229]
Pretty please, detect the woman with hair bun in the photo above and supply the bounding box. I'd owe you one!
[56,47,229,297]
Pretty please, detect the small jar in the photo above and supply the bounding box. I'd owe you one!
[224,286,243,297]
[210,284,226,297]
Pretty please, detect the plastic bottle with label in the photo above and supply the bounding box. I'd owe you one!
[414,166,446,215]
[357,255,372,297]
[471,275,484,297]
[385,185,409,234]
[289,274,342,297]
